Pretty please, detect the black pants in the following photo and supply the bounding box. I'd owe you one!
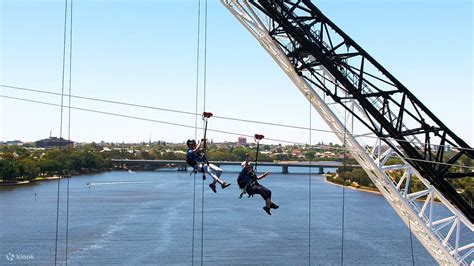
[246,182,271,200]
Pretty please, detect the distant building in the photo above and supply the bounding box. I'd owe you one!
[35,137,74,149]
[238,137,247,145]
[2,140,23,146]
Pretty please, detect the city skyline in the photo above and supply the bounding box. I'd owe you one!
[0,135,334,146]
[1,0,472,146]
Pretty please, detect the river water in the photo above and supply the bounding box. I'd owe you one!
[0,166,469,265]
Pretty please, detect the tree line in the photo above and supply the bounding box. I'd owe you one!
[0,146,109,181]
[0,142,341,182]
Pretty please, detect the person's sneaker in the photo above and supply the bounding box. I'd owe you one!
[270,203,279,209]
[209,183,217,193]
[263,206,271,215]
[221,182,231,189]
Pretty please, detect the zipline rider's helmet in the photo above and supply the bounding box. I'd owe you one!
[241,161,252,169]
[187,139,196,146]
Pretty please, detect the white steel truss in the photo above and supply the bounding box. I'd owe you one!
[222,1,473,265]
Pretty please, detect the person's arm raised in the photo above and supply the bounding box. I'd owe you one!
[257,171,270,180]
[194,139,207,152]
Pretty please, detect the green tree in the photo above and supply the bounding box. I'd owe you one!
[305,150,315,160]
[20,158,40,180]
[0,159,22,181]
[38,158,60,176]
[81,152,102,170]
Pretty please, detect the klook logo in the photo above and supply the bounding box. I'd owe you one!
[5,253,34,262]
[5,253,15,261]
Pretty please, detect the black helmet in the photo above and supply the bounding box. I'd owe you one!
[187,139,196,146]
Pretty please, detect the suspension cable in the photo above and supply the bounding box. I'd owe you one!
[308,94,312,265]
[340,93,348,266]
[65,0,73,264]
[55,0,69,264]
[2,84,473,153]
[2,94,473,172]
[200,1,208,265]
[191,0,201,264]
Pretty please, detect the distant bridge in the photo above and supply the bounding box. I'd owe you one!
[111,159,343,174]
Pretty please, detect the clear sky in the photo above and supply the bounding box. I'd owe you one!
[1,0,472,146]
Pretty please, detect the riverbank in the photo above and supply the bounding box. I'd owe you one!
[0,180,31,186]
[0,168,119,187]
[324,175,382,196]
[0,176,63,186]
[324,175,442,203]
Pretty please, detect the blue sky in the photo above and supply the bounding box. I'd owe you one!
[1,0,472,146]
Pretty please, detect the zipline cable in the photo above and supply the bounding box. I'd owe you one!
[2,94,473,171]
[1,85,196,116]
[55,0,69,264]
[3,84,473,153]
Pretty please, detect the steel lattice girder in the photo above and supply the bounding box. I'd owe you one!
[222,0,473,264]
[248,0,473,223]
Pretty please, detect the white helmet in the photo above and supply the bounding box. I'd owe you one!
[241,161,251,169]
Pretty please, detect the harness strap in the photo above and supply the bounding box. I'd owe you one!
[239,181,256,198]
[239,173,257,198]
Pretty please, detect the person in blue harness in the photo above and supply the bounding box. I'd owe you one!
[186,138,231,193]
[238,155,279,215]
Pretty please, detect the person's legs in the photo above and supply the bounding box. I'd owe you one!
[203,164,231,191]
[258,185,272,208]
[208,164,226,185]
[209,164,223,178]
[258,186,278,209]
[248,184,275,215]
[206,164,230,189]
[265,198,272,208]
[208,182,217,193]
[203,164,224,184]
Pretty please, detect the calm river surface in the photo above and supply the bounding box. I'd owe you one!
[1,166,468,265]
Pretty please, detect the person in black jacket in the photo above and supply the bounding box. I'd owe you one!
[238,155,278,215]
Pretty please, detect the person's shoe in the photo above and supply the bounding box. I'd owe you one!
[209,183,217,193]
[270,203,279,209]
[263,206,271,215]
[221,182,231,189]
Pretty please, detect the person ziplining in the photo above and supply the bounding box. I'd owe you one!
[237,134,279,215]
[186,112,231,193]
